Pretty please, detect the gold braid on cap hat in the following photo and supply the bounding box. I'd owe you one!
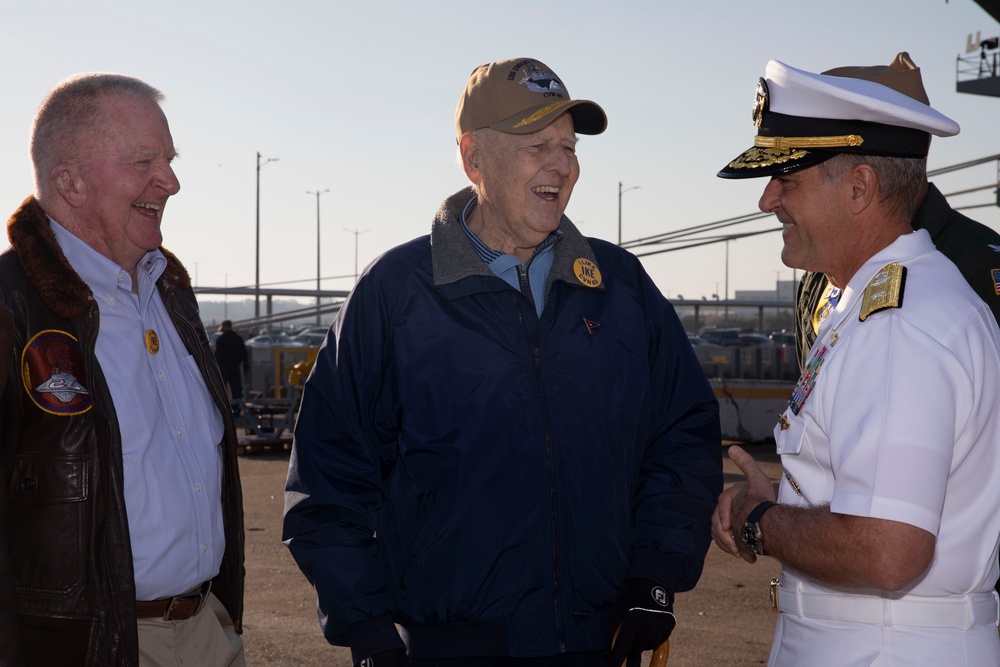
[754,134,864,151]
[513,100,576,128]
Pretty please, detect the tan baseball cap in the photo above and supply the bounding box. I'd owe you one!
[455,57,607,141]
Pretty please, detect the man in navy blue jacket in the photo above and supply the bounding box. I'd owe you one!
[283,57,722,667]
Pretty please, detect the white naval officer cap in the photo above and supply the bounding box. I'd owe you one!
[718,54,961,179]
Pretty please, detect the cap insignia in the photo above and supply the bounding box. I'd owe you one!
[860,263,906,321]
[518,61,565,95]
[753,77,769,127]
[728,146,809,171]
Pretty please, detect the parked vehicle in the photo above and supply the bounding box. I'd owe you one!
[699,327,741,346]
[293,332,327,347]
[289,326,329,340]
[768,330,796,346]
[246,333,303,348]
[738,333,775,347]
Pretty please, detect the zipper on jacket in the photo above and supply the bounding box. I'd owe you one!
[516,264,537,313]
[513,292,565,651]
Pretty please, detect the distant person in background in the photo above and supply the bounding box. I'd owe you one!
[793,53,1000,369]
[0,72,245,666]
[215,319,249,403]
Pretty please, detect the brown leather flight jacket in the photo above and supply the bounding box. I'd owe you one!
[0,197,245,667]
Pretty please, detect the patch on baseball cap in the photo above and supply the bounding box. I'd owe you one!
[718,54,960,179]
[455,57,607,141]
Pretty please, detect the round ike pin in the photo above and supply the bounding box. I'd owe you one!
[145,329,160,355]
[573,258,602,288]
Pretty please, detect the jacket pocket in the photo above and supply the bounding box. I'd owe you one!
[9,454,88,597]
[19,614,95,666]
[774,410,805,456]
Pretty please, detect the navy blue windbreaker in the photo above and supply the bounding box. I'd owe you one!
[283,188,722,660]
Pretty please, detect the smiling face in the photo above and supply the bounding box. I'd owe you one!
[757,165,856,285]
[463,113,579,260]
[72,94,180,272]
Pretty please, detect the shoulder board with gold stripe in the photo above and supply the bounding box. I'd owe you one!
[860,263,906,322]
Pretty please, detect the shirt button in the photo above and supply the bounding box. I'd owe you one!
[106,296,114,305]
[159,371,165,380]
[195,484,202,493]
[202,544,208,552]
[176,428,182,436]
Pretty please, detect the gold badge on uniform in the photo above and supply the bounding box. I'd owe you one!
[145,329,160,355]
[784,470,802,496]
[777,413,790,431]
[573,258,602,288]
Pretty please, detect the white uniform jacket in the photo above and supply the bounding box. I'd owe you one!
[771,229,1000,667]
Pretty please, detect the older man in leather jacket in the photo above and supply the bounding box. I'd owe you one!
[0,73,245,666]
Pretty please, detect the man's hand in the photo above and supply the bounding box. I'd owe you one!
[711,445,776,563]
[606,578,676,667]
[356,648,409,667]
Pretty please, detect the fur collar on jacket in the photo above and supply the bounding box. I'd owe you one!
[6,195,191,320]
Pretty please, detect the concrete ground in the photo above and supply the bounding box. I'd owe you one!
[239,442,782,666]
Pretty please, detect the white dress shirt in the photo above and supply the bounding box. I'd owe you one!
[51,218,225,600]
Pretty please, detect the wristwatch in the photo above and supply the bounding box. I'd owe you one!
[741,501,777,556]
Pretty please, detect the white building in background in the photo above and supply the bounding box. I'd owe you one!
[734,279,797,303]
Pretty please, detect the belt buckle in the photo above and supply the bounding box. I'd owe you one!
[162,581,211,621]
[769,577,781,612]
[162,595,180,621]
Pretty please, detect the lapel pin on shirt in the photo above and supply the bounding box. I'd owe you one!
[145,329,160,355]
[582,317,601,334]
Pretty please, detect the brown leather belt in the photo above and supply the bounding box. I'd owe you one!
[135,581,211,621]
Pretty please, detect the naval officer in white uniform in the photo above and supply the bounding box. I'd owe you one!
[712,57,1000,666]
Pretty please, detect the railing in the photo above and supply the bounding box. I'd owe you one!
[693,343,800,382]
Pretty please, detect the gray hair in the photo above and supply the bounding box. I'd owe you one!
[30,73,164,197]
[818,153,927,222]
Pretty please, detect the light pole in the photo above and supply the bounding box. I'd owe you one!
[343,228,369,283]
[618,181,641,245]
[255,151,279,320]
[307,189,330,325]
[724,238,731,320]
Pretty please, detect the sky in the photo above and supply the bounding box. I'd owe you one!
[2,0,999,305]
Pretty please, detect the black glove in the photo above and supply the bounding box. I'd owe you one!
[355,648,410,667]
[605,577,676,667]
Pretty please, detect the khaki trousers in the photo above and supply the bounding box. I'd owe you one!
[137,592,246,667]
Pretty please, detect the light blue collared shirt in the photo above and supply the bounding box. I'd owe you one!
[460,197,560,317]
[50,218,225,600]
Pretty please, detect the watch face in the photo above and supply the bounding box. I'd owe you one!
[742,522,763,555]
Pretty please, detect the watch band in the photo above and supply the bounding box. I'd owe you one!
[747,501,777,524]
